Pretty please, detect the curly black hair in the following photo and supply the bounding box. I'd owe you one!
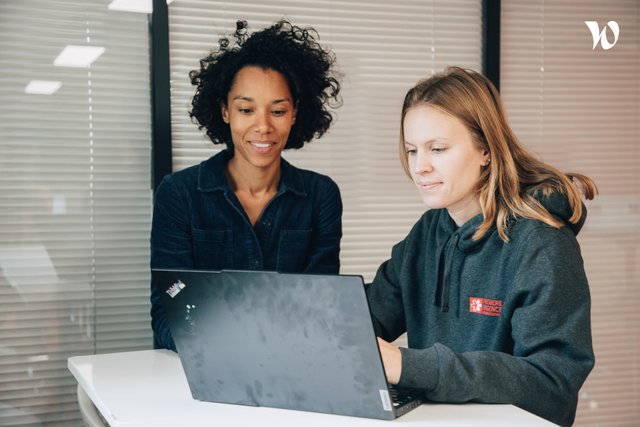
[189,20,342,152]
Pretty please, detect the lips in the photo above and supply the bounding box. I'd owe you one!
[248,141,276,154]
[250,141,273,148]
[416,181,442,190]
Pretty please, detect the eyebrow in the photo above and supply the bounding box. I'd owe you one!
[231,96,291,104]
[404,138,447,146]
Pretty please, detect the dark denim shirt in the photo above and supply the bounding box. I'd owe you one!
[150,150,342,350]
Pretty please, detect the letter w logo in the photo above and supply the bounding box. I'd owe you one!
[584,21,620,50]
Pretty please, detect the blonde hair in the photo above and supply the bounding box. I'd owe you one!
[399,66,598,242]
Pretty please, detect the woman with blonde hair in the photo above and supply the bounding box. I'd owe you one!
[367,66,596,426]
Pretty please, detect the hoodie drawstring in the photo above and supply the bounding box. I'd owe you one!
[434,233,460,313]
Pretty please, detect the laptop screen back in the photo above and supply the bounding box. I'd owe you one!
[155,269,396,419]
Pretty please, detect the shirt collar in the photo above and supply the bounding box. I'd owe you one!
[197,149,307,197]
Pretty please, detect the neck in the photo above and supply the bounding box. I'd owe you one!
[447,196,482,227]
[227,156,281,196]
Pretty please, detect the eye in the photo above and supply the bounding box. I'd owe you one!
[238,108,252,114]
[405,147,416,156]
[272,110,287,116]
[431,146,446,153]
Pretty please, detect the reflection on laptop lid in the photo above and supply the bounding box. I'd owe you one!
[153,269,423,420]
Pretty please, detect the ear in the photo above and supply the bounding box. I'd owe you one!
[221,103,230,124]
[481,149,490,166]
[292,102,299,124]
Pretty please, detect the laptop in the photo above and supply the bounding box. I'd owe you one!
[153,268,423,420]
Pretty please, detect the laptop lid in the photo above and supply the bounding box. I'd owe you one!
[154,268,421,420]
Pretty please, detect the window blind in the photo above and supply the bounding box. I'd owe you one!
[501,1,639,425]
[0,1,153,425]
[168,0,483,281]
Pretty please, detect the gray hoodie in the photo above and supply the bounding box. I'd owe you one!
[366,192,594,426]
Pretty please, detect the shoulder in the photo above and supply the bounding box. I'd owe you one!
[156,162,196,190]
[282,159,341,197]
[160,151,228,193]
[165,162,200,182]
[288,161,337,184]
[509,217,582,260]
[505,218,589,304]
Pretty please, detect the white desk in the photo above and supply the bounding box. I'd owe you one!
[68,350,554,427]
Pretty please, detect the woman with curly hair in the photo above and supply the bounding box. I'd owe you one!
[367,67,596,426]
[150,20,343,351]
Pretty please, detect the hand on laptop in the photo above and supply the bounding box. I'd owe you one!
[377,337,402,385]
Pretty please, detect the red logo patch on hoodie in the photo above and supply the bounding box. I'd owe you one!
[469,297,503,317]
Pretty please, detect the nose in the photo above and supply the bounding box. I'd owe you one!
[254,110,273,134]
[412,151,433,175]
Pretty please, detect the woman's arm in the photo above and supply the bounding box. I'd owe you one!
[366,238,409,342]
[303,177,343,274]
[150,175,194,351]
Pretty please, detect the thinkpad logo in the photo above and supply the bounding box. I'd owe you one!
[166,279,186,298]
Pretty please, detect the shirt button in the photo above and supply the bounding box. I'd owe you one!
[254,260,259,269]
[263,220,271,227]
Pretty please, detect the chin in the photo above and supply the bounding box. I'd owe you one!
[420,197,445,210]
[250,157,279,168]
